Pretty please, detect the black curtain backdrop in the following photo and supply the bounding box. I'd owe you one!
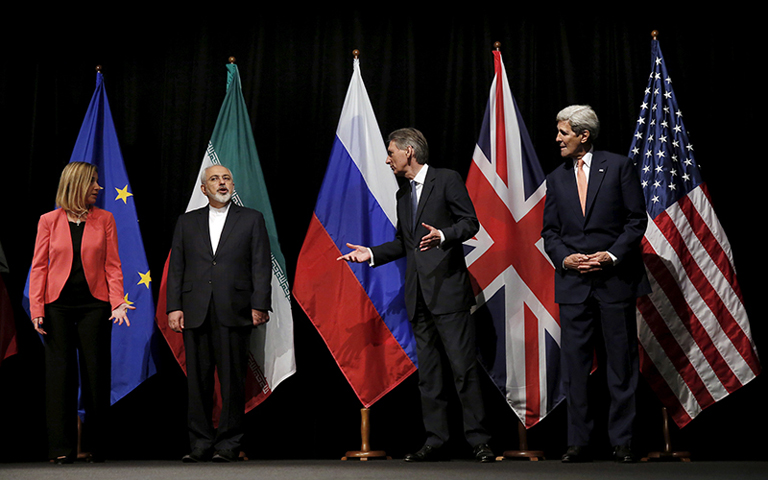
[1,11,763,461]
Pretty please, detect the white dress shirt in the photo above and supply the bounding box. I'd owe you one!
[573,149,593,184]
[209,202,231,255]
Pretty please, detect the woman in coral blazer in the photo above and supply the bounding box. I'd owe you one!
[29,162,132,463]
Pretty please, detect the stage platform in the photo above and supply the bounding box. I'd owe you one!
[1,459,766,480]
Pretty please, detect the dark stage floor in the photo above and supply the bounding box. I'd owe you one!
[1,459,766,480]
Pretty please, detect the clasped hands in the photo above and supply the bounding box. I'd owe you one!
[564,251,614,273]
[337,223,441,264]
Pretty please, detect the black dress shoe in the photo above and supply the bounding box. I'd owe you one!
[182,448,212,463]
[613,445,636,463]
[212,450,241,463]
[53,455,75,464]
[404,444,445,462]
[473,443,496,463]
[561,445,591,463]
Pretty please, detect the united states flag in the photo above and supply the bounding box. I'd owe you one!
[465,50,563,428]
[629,37,760,428]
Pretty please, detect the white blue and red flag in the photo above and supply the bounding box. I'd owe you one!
[465,50,563,428]
[629,38,760,427]
[293,56,417,408]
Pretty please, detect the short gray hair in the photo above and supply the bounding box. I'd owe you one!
[556,105,600,141]
[200,164,233,184]
[388,128,429,165]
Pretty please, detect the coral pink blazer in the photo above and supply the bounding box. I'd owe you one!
[29,207,124,319]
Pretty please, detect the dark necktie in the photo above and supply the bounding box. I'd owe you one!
[411,180,419,231]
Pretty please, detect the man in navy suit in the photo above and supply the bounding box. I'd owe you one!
[541,106,650,463]
[167,165,272,463]
[338,128,494,463]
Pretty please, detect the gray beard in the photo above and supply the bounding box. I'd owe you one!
[208,190,232,204]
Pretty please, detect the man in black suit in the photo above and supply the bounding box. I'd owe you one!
[541,105,650,463]
[338,128,494,463]
[167,164,272,463]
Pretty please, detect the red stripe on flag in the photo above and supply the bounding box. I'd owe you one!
[0,274,17,367]
[677,195,758,374]
[493,52,508,186]
[677,191,744,302]
[523,304,540,427]
[293,214,416,408]
[637,342,695,428]
[641,235,742,395]
[466,163,558,321]
[636,291,717,407]
[155,253,187,371]
[654,209,759,378]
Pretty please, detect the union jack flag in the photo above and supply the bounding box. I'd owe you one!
[629,37,760,428]
[465,50,563,428]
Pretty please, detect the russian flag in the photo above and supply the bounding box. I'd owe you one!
[293,56,416,407]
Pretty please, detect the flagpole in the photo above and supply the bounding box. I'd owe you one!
[476,41,545,462]
[501,421,544,461]
[634,31,691,463]
[336,48,390,463]
[642,407,691,462]
[341,407,390,461]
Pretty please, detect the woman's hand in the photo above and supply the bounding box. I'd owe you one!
[32,317,46,335]
[110,303,136,326]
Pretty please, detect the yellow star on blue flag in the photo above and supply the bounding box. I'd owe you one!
[123,293,135,306]
[115,185,133,204]
[137,270,152,289]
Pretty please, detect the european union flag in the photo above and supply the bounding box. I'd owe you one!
[71,70,157,404]
[23,70,157,405]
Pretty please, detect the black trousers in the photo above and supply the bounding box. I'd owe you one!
[559,294,639,448]
[182,302,251,453]
[44,302,112,460]
[410,289,489,449]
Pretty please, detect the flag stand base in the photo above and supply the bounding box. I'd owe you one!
[341,408,390,461]
[642,407,691,462]
[76,416,93,462]
[501,420,544,461]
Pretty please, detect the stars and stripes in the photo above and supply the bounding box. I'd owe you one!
[465,50,563,428]
[628,38,760,427]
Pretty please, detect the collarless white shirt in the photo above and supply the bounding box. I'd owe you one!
[209,202,231,255]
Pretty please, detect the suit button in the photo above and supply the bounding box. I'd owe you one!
[212,261,217,265]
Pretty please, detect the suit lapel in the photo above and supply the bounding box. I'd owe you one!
[414,166,436,228]
[195,207,214,258]
[53,208,75,263]
[560,163,584,219]
[215,204,240,257]
[584,153,607,218]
